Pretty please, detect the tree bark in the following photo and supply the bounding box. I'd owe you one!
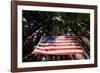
[79,36,90,48]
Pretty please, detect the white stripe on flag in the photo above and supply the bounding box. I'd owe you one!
[38,42,80,46]
[55,39,76,42]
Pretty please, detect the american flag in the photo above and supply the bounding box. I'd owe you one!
[32,36,84,55]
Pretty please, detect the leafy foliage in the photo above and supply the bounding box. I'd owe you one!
[22,10,90,60]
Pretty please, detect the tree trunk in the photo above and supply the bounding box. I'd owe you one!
[79,36,90,48]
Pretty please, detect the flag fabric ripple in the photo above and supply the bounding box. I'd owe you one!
[32,36,84,55]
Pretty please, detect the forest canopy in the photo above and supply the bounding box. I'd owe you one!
[22,10,90,59]
[23,10,90,38]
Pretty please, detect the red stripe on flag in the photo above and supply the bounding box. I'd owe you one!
[38,43,80,46]
[33,51,84,55]
[36,45,80,50]
[36,48,82,51]
[55,36,78,38]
